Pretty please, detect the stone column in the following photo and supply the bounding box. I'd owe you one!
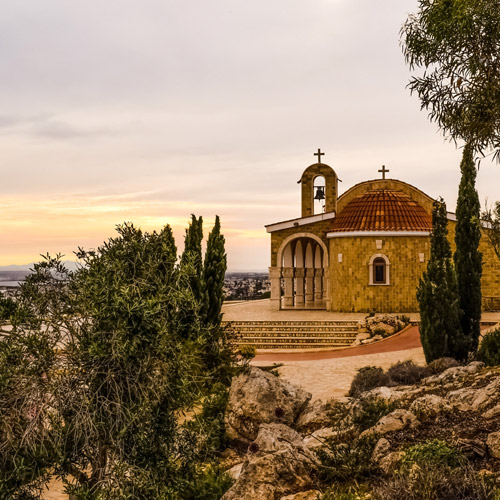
[295,268,305,305]
[305,268,315,304]
[282,267,295,307]
[314,268,323,300]
[269,266,282,311]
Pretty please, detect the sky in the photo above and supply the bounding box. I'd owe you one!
[1,0,499,271]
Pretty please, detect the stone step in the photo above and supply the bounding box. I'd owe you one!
[232,332,357,340]
[234,342,352,350]
[225,320,359,327]
[232,338,354,344]
[230,326,358,333]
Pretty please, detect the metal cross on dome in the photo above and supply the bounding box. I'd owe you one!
[378,165,389,179]
[314,148,325,163]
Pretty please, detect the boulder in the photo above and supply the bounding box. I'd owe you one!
[296,398,336,433]
[379,451,404,474]
[371,437,391,463]
[280,491,322,500]
[225,367,311,444]
[222,423,318,500]
[446,387,477,411]
[483,403,500,420]
[487,431,500,459]
[227,462,244,481]
[303,427,337,451]
[471,376,500,411]
[361,409,419,437]
[409,394,451,420]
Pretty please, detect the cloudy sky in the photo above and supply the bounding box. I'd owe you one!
[1,0,499,270]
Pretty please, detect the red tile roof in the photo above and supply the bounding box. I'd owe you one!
[330,189,432,232]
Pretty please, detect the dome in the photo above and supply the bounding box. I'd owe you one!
[330,189,432,232]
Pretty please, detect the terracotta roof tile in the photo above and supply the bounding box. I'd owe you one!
[330,189,432,232]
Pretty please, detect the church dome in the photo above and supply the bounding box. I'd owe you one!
[330,189,432,232]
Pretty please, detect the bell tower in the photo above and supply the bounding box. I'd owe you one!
[299,149,338,217]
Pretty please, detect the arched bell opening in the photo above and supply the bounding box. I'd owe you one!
[313,175,326,215]
[274,234,328,310]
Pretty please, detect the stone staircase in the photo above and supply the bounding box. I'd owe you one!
[224,319,360,351]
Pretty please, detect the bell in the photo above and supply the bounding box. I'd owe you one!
[314,186,325,200]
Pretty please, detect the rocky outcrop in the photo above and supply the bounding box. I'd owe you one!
[361,409,419,437]
[221,423,318,500]
[225,367,311,444]
[220,363,500,499]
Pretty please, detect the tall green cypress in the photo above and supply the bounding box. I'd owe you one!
[178,215,204,339]
[454,144,483,355]
[181,214,204,301]
[202,215,227,326]
[417,199,466,363]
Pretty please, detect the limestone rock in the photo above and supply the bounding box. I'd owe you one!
[361,409,419,437]
[371,437,391,463]
[379,451,404,474]
[446,387,477,411]
[222,423,318,500]
[227,462,244,481]
[296,398,336,433]
[303,427,337,451]
[225,367,311,444]
[361,386,401,403]
[471,376,500,411]
[409,394,450,420]
[483,403,500,420]
[280,491,321,500]
[487,431,500,459]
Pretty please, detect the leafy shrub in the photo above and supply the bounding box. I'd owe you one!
[0,296,17,321]
[399,315,411,325]
[373,463,498,500]
[348,367,389,398]
[321,483,372,499]
[386,360,428,386]
[238,344,256,361]
[318,434,378,483]
[352,397,397,432]
[477,327,500,367]
[426,357,460,374]
[399,440,464,472]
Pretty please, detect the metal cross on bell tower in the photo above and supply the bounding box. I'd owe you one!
[314,148,325,164]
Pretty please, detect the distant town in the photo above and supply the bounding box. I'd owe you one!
[0,268,271,301]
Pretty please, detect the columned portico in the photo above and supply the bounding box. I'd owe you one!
[269,232,329,310]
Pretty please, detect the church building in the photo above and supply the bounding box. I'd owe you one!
[266,151,500,313]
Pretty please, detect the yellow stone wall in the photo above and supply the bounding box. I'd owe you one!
[327,225,500,313]
[328,235,429,312]
[447,221,500,305]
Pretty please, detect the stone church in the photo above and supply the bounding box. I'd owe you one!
[266,151,500,313]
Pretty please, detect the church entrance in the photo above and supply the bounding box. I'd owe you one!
[277,234,329,310]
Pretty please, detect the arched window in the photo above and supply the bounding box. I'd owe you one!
[369,254,390,285]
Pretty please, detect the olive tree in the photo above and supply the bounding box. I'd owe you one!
[0,222,234,499]
[401,0,500,160]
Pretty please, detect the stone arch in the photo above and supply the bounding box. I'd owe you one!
[277,232,328,268]
[299,163,338,217]
[273,233,329,309]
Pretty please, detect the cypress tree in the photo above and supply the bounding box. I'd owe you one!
[178,215,204,339]
[202,215,227,326]
[454,144,483,355]
[417,199,466,363]
[181,214,204,301]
